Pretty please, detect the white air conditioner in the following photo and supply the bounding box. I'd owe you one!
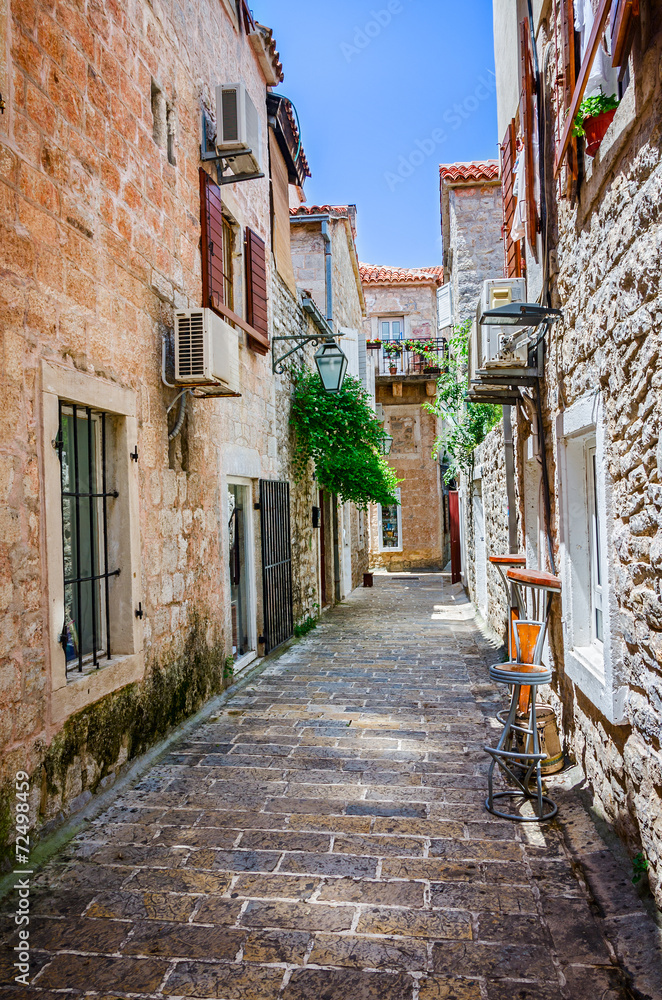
[476,277,527,369]
[215,83,262,176]
[174,308,240,393]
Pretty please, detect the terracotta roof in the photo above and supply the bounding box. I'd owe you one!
[439,160,499,183]
[291,205,357,241]
[359,263,444,287]
[253,22,284,85]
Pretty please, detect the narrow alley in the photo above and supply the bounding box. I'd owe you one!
[2,576,656,999]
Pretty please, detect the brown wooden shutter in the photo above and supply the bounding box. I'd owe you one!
[611,0,639,69]
[199,167,226,310]
[560,0,578,195]
[519,18,539,260]
[245,228,269,355]
[500,119,524,279]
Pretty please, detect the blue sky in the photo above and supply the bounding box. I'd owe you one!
[255,0,498,268]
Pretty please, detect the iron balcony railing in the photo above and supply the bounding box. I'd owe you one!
[369,338,449,377]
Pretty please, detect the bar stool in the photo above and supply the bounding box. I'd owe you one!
[484,568,562,822]
[488,554,526,726]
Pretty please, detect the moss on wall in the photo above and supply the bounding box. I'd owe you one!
[0,610,225,872]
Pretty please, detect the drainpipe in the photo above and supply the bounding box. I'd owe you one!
[503,406,518,553]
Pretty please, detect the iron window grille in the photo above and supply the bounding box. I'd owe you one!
[56,402,120,674]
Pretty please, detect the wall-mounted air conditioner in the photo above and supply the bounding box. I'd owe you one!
[476,277,527,370]
[215,83,261,175]
[175,308,240,393]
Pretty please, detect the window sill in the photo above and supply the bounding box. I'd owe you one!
[52,651,144,724]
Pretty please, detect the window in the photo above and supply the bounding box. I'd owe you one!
[58,403,119,674]
[558,392,626,724]
[166,104,177,166]
[379,318,404,341]
[379,488,402,551]
[588,447,604,645]
[42,362,143,723]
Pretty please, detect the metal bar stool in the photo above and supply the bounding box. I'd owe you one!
[484,568,561,822]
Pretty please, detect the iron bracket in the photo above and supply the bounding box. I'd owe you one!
[272,292,335,374]
[200,112,265,186]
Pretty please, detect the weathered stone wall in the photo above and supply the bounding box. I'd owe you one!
[0,0,290,859]
[362,283,438,342]
[370,381,444,571]
[445,183,504,324]
[537,21,662,906]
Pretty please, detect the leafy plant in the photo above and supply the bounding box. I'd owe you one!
[572,90,619,138]
[631,852,649,885]
[383,341,403,357]
[291,368,401,509]
[404,339,440,362]
[223,656,234,681]
[294,605,320,637]
[425,318,501,483]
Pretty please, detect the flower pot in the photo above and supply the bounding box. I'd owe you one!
[367,342,381,351]
[389,366,397,375]
[584,108,616,156]
[423,366,440,375]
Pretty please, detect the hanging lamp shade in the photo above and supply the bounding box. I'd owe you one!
[314,340,348,393]
[379,432,394,456]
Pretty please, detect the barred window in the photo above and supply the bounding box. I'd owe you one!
[57,402,119,674]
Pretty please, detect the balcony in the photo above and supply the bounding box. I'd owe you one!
[369,338,449,379]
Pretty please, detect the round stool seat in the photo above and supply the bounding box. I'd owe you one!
[489,662,552,686]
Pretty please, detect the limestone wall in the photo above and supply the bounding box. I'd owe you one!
[0,0,300,858]
[445,183,504,324]
[362,283,438,342]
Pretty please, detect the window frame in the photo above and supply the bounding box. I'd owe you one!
[42,361,143,724]
[558,392,626,724]
[378,488,403,553]
[379,317,405,342]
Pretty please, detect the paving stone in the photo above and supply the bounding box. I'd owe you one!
[309,932,429,971]
[282,968,414,999]
[16,576,641,998]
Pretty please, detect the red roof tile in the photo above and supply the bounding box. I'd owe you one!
[253,22,284,85]
[359,263,444,286]
[439,160,499,183]
[291,205,357,241]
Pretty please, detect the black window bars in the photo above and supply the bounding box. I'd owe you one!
[56,402,119,674]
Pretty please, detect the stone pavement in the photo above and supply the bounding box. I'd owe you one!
[0,574,656,998]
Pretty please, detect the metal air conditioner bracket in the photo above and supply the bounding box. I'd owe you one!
[200,112,265,185]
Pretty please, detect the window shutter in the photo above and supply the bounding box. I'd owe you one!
[519,18,538,260]
[611,0,639,69]
[437,283,453,330]
[500,119,524,279]
[560,0,578,192]
[199,167,226,310]
[245,228,269,355]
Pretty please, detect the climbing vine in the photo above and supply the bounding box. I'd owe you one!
[425,318,502,483]
[291,368,400,509]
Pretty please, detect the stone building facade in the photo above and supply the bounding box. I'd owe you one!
[0,0,360,861]
[359,265,449,572]
[290,205,370,600]
[482,0,662,906]
[438,161,511,631]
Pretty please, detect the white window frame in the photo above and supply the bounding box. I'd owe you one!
[378,488,402,552]
[42,361,143,724]
[379,317,405,341]
[558,392,626,724]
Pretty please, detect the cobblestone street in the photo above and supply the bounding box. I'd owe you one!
[1,575,658,998]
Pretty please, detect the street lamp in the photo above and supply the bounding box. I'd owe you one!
[314,339,348,394]
[378,431,394,456]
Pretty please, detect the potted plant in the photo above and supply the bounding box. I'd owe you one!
[366,339,382,350]
[383,341,402,375]
[572,91,619,157]
[405,339,440,374]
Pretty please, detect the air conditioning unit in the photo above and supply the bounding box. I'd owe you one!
[174,308,240,393]
[476,277,527,370]
[215,83,262,176]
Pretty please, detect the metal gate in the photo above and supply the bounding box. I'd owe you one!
[259,479,293,653]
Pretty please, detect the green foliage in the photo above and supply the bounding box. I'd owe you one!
[294,604,320,637]
[572,90,619,138]
[404,339,440,363]
[382,342,402,357]
[223,656,234,681]
[291,368,401,509]
[425,318,502,483]
[631,852,649,885]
